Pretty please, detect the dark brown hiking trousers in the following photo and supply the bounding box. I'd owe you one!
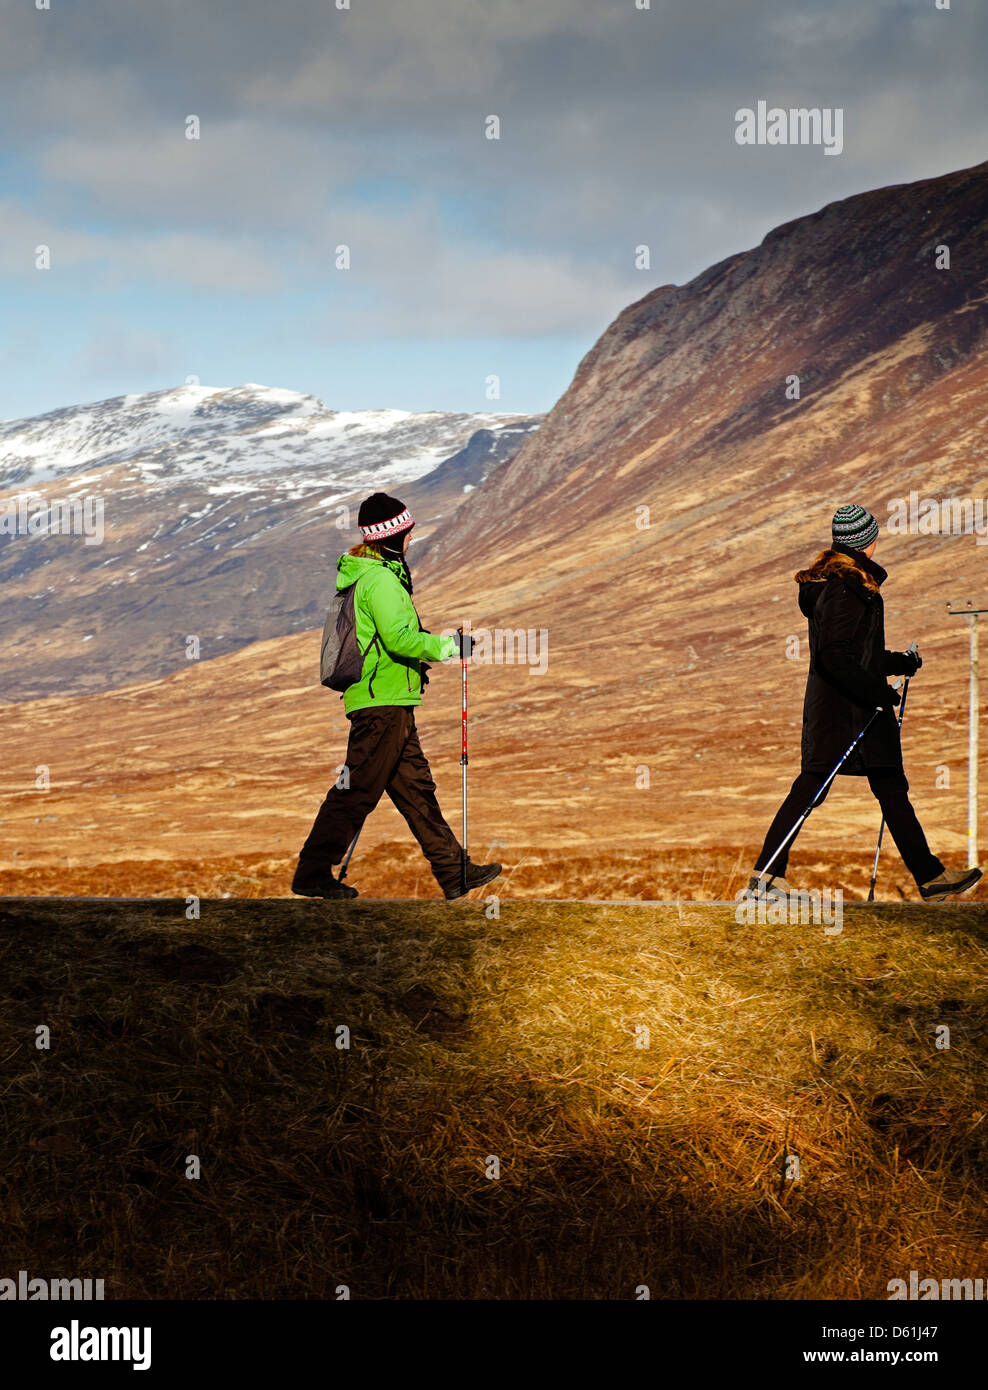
[297,705,462,890]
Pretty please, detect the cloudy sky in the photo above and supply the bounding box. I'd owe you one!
[2,0,985,422]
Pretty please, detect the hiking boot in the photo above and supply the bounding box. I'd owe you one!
[443,861,502,901]
[746,873,800,899]
[919,866,983,903]
[291,867,358,900]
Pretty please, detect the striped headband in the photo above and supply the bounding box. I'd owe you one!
[360,507,414,541]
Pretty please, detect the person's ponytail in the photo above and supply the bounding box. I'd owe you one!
[345,540,413,594]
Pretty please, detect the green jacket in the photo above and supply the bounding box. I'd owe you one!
[337,552,449,715]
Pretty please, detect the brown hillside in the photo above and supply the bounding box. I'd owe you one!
[1,161,986,897]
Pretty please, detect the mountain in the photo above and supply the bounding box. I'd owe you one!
[1,161,986,894]
[425,161,987,571]
[413,417,542,500]
[0,385,540,700]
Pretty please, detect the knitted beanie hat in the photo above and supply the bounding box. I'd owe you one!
[832,503,879,550]
[358,493,414,547]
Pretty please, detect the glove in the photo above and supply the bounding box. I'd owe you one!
[888,649,922,677]
[439,635,458,661]
[878,686,902,710]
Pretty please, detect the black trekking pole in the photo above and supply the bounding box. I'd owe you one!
[338,828,361,882]
[759,676,908,884]
[867,642,918,902]
[458,627,473,896]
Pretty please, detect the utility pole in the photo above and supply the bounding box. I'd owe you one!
[946,601,984,868]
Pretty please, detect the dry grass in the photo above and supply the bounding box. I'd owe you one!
[1,896,987,1299]
[2,841,984,902]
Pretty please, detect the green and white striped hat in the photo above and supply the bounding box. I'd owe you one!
[832,503,879,550]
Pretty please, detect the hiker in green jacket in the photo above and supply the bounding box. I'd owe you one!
[293,492,502,901]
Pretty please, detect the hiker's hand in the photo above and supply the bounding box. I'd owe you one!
[888,649,922,676]
[879,686,902,710]
[439,635,458,661]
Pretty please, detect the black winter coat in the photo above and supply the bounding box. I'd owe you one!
[796,544,914,775]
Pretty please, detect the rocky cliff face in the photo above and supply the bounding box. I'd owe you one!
[425,161,987,575]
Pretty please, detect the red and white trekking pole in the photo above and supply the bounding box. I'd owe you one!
[457,627,473,896]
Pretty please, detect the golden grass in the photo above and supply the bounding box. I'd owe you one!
[3,841,984,902]
[1,896,986,1298]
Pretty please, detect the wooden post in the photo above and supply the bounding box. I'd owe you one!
[947,602,985,868]
[969,612,980,868]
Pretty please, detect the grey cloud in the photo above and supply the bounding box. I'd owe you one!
[314,198,644,337]
[2,0,985,341]
[43,121,355,229]
[0,200,280,292]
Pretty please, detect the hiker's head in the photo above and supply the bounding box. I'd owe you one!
[832,503,879,558]
[357,493,414,553]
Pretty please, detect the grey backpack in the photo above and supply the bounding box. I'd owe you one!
[320,585,378,691]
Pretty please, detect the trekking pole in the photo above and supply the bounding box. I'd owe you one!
[338,828,361,882]
[457,627,473,896]
[759,676,908,884]
[867,641,918,902]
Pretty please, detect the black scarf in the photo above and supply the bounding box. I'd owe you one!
[381,545,413,595]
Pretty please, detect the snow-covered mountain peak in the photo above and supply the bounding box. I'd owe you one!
[0,384,521,492]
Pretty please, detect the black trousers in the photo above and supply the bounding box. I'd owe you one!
[297,706,462,889]
[754,768,943,886]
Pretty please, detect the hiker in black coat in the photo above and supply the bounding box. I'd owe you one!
[751,504,982,903]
